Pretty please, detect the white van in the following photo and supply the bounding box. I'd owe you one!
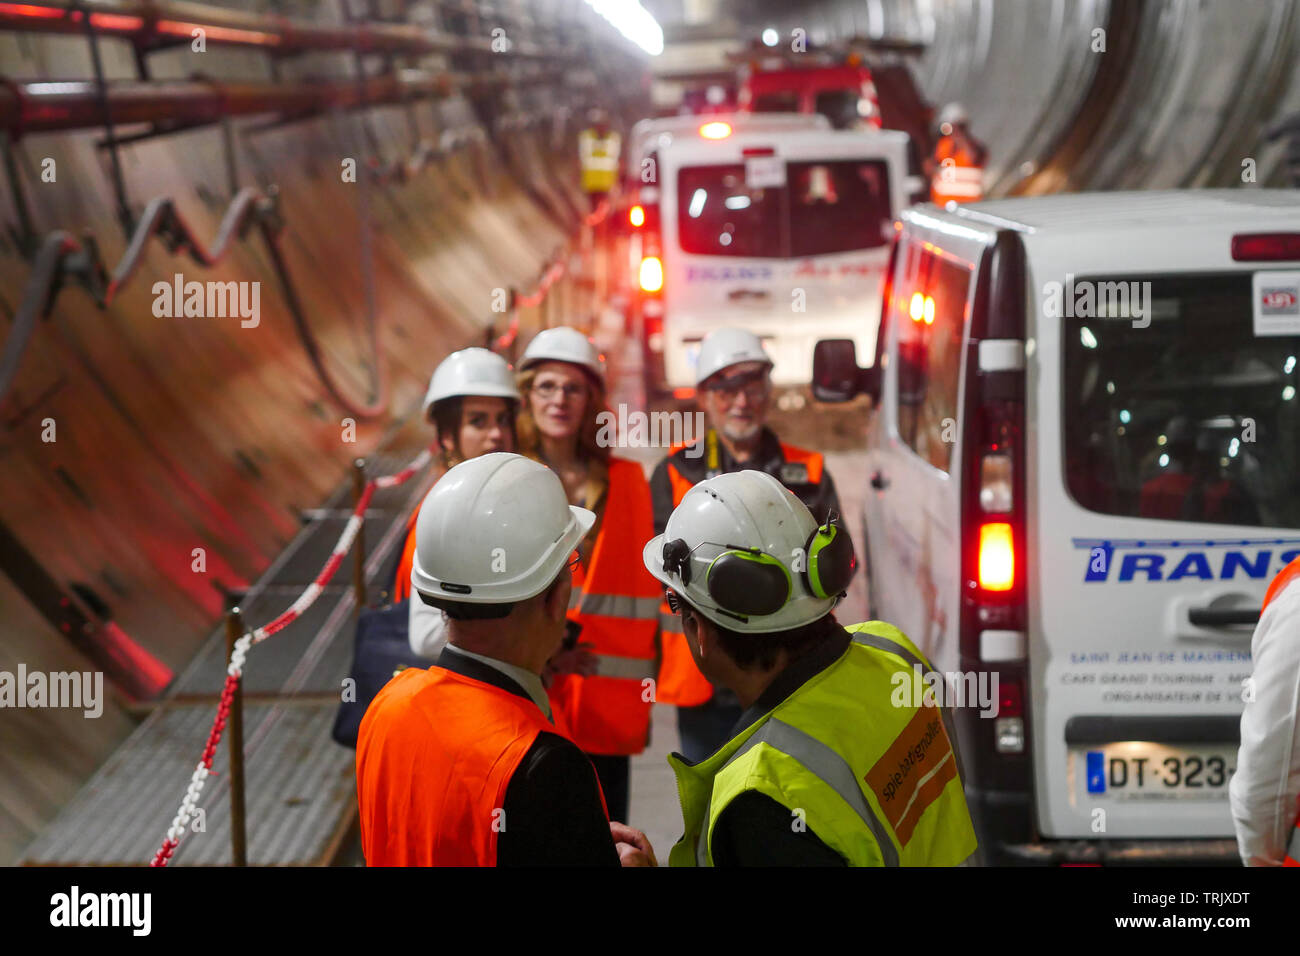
[813,190,1300,864]
[637,123,919,391]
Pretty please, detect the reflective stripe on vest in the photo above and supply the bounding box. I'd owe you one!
[580,592,660,620]
[697,716,899,867]
[593,653,658,681]
[549,458,659,755]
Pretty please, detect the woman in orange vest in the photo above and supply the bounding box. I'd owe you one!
[1231,553,1300,865]
[515,327,659,822]
[391,349,518,657]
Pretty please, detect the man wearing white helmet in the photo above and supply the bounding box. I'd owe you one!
[357,453,656,866]
[391,348,519,659]
[645,470,977,866]
[649,327,848,761]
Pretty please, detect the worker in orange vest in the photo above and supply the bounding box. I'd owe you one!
[930,103,987,206]
[390,348,518,657]
[648,328,850,761]
[356,453,656,866]
[515,327,659,822]
[1231,552,1300,865]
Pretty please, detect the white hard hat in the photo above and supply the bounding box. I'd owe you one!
[412,452,595,604]
[423,348,519,419]
[694,328,773,386]
[643,471,854,634]
[937,102,969,128]
[520,327,606,384]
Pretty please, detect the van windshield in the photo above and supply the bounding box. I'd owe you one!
[1062,272,1300,528]
[677,160,891,258]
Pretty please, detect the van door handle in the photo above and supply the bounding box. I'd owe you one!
[1187,607,1260,627]
[727,288,770,301]
[870,471,889,491]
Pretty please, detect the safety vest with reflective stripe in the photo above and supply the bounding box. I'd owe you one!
[1261,555,1300,866]
[578,129,621,194]
[667,621,978,866]
[357,665,589,866]
[931,135,984,205]
[657,436,826,707]
[547,457,659,755]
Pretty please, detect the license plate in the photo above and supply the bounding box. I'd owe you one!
[1072,743,1236,801]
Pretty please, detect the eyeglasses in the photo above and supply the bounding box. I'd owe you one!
[705,369,769,401]
[532,381,586,400]
[568,551,583,573]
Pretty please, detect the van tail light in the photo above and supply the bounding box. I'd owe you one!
[629,204,645,228]
[639,256,664,293]
[1231,233,1300,262]
[977,522,1014,591]
[960,231,1030,779]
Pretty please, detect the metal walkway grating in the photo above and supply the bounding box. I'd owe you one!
[21,450,435,866]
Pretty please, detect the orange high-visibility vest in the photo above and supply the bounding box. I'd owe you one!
[931,135,984,205]
[1261,555,1300,866]
[392,511,419,603]
[356,665,596,866]
[656,439,825,708]
[547,457,660,755]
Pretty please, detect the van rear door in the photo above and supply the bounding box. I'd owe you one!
[1031,244,1300,840]
[660,130,911,386]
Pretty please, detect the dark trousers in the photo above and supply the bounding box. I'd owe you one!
[676,696,745,764]
[588,754,630,822]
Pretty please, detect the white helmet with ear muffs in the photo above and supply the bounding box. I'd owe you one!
[642,470,855,634]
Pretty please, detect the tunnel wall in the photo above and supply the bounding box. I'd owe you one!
[770,0,1300,191]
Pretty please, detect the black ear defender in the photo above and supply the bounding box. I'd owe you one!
[803,513,856,599]
[662,538,693,587]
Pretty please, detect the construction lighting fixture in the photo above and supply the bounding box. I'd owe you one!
[584,0,663,55]
[762,27,779,46]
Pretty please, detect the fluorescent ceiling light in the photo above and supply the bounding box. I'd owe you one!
[585,0,664,55]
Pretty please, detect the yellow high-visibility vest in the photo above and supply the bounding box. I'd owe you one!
[669,621,978,866]
[579,128,621,194]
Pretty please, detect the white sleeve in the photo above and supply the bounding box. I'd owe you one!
[408,594,450,660]
[1229,582,1300,866]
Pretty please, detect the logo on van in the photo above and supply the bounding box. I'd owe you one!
[1259,287,1298,315]
[1075,537,1300,583]
[686,265,774,283]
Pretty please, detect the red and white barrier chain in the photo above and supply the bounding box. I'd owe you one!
[150,447,432,866]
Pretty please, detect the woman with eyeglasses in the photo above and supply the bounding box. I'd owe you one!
[515,327,659,823]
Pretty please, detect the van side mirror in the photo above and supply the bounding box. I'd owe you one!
[813,339,881,404]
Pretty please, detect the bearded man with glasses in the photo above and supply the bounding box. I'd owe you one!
[649,328,851,761]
